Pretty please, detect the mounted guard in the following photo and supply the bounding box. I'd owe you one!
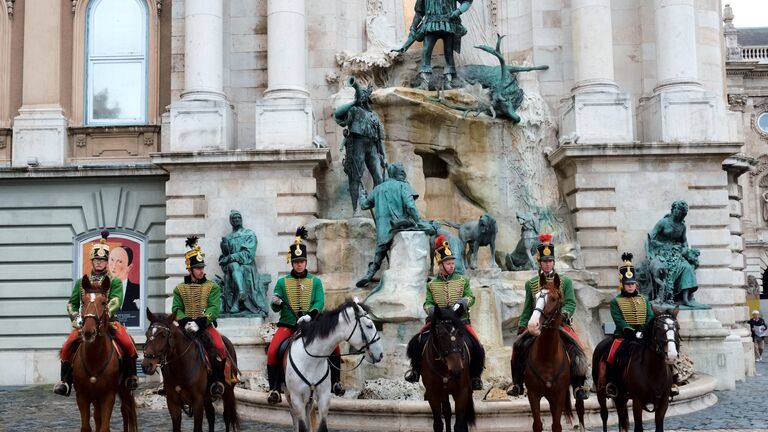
[172,236,234,398]
[405,234,486,390]
[507,233,589,400]
[266,227,345,404]
[54,230,139,396]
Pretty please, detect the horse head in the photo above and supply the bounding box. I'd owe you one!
[142,307,177,375]
[649,305,681,365]
[80,275,111,343]
[345,299,384,364]
[527,282,563,336]
[430,306,467,379]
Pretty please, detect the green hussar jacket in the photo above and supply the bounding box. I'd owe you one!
[610,292,654,336]
[172,276,222,325]
[424,273,475,321]
[518,273,576,328]
[67,272,124,319]
[271,273,324,328]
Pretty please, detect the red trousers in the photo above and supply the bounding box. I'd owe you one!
[60,321,138,361]
[608,338,624,364]
[419,322,481,343]
[267,326,340,365]
[205,326,227,359]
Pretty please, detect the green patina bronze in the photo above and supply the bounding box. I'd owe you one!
[643,200,710,310]
[216,210,271,317]
[333,77,387,216]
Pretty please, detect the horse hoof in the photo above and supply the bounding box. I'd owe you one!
[267,390,282,405]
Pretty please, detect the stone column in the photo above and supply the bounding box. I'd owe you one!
[560,0,633,144]
[255,0,314,149]
[11,0,68,166]
[169,0,234,151]
[638,0,718,142]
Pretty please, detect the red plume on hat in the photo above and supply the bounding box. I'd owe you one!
[435,234,447,249]
[538,233,553,244]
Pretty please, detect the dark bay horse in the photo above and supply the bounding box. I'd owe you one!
[524,284,585,432]
[73,275,138,432]
[592,307,680,432]
[413,306,476,432]
[142,308,240,432]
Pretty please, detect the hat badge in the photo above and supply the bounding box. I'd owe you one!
[543,246,551,256]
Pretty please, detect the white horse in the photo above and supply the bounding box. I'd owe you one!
[285,299,384,432]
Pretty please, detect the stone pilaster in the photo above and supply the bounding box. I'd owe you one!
[255,0,314,150]
[12,0,68,167]
[560,0,634,144]
[169,0,234,151]
[638,0,718,143]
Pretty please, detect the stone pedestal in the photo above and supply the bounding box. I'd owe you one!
[254,98,314,149]
[216,317,269,372]
[472,285,512,379]
[12,106,68,166]
[169,100,235,151]
[677,309,739,390]
[560,91,634,144]
[365,231,430,323]
[638,89,718,143]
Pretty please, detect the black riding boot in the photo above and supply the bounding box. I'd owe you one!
[405,333,424,383]
[329,354,345,396]
[469,341,486,391]
[53,362,73,396]
[209,359,226,398]
[572,374,589,400]
[605,361,622,398]
[507,353,525,396]
[267,364,282,404]
[124,356,139,391]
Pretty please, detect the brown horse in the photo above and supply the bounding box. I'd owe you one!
[592,307,680,432]
[73,275,138,432]
[142,308,240,432]
[524,284,585,432]
[414,306,476,432]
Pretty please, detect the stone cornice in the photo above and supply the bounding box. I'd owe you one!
[548,142,744,168]
[150,148,331,169]
[0,163,167,179]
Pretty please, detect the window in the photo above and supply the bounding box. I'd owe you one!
[85,0,148,125]
[758,112,768,135]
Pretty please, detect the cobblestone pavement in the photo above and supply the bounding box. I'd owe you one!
[1,360,766,431]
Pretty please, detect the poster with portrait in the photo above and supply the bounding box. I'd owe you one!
[76,230,146,331]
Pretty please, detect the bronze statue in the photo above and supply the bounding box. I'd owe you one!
[217,210,270,316]
[395,0,473,90]
[334,77,387,216]
[644,200,710,309]
[356,163,424,287]
[505,212,540,271]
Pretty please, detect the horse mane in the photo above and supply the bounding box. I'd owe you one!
[429,306,470,339]
[300,299,372,346]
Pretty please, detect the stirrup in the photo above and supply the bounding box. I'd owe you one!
[210,381,225,398]
[506,384,524,397]
[574,386,589,400]
[267,390,282,405]
[670,384,679,397]
[404,370,420,383]
[471,377,483,391]
[53,382,71,397]
[332,382,346,397]
[605,383,619,398]
[125,376,139,391]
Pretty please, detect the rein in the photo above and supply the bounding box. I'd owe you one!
[299,307,381,372]
[532,289,563,329]
[144,323,203,383]
[423,320,469,386]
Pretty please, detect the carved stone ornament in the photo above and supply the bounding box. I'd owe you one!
[727,93,748,112]
[75,134,87,148]
[5,0,14,17]
[751,154,768,186]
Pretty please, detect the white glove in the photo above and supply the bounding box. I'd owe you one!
[636,331,643,340]
[72,316,83,329]
[297,315,312,324]
[271,295,283,306]
[185,321,200,333]
[452,303,461,312]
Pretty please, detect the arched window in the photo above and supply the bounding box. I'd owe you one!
[85,0,148,125]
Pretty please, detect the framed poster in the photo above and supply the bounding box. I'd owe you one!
[74,230,147,331]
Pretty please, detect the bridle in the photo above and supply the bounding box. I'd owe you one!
[423,316,468,385]
[651,313,680,355]
[80,291,108,332]
[533,288,562,329]
[143,322,195,369]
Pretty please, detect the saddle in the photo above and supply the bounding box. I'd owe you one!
[274,336,293,385]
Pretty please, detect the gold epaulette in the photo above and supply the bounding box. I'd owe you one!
[285,276,314,314]
[177,280,214,319]
[616,296,647,326]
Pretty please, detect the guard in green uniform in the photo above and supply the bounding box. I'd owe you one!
[54,230,139,396]
[507,233,589,400]
[266,227,344,404]
[603,252,655,397]
[405,234,485,390]
[172,236,229,398]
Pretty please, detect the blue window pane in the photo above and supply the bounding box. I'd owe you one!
[758,113,768,134]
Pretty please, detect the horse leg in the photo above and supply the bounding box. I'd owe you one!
[289,393,309,432]
[76,394,93,432]
[575,397,586,432]
[119,387,138,432]
[167,396,184,432]
[204,398,215,432]
[193,399,205,432]
[426,392,444,432]
[654,398,669,432]
[632,397,645,432]
[441,395,452,432]
[615,395,630,432]
[597,391,609,432]
[527,394,543,432]
[547,393,563,432]
[97,392,117,432]
[316,393,330,432]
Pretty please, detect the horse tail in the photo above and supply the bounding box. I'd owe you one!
[223,383,241,431]
[563,386,574,426]
[466,394,476,426]
[119,387,139,432]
